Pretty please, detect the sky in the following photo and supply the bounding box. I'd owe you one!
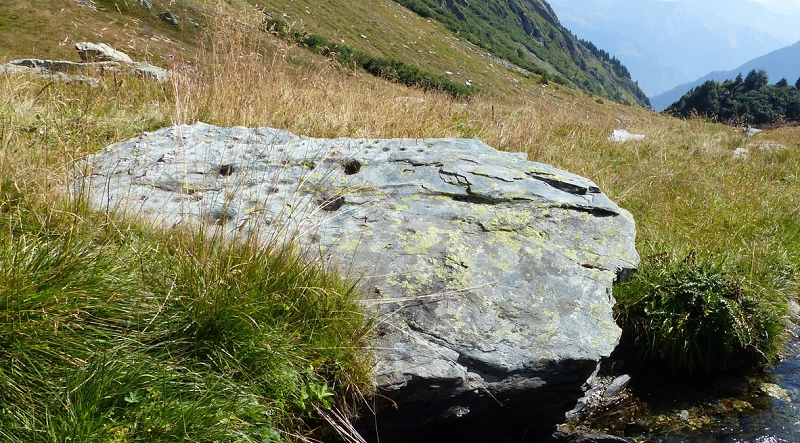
[547,0,800,97]
[715,0,800,13]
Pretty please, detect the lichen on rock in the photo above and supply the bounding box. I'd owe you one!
[77,122,639,441]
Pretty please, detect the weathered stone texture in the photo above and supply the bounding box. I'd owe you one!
[0,43,169,84]
[77,122,639,441]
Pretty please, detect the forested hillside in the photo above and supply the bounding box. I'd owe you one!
[666,69,800,126]
[390,0,649,106]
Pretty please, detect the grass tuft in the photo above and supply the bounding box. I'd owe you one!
[614,251,787,375]
[0,198,371,442]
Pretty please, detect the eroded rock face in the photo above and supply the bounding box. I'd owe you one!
[75,42,134,63]
[77,122,639,441]
[0,43,169,84]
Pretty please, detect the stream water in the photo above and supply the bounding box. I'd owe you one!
[574,335,800,442]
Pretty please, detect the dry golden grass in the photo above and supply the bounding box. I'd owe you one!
[2,1,798,304]
[1,3,800,440]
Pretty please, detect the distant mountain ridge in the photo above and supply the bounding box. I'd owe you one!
[547,0,800,98]
[390,0,649,106]
[652,40,800,111]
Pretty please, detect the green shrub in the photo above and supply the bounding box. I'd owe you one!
[614,252,786,374]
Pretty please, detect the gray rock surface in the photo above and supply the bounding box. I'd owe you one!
[753,142,788,152]
[76,122,639,441]
[566,370,632,421]
[75,42,134,64]
[0,43,169,84]
[158,11,179,26]
[744,126,763,137]
[70,0,97,9]
[608,129,645,143]
[0,59,100,86]
[734,147,749,159]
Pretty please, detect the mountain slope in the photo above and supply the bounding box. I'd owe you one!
[1,0,646,106]
[256,0,648,106]
[548,0,800,98]
[389,0,649,106]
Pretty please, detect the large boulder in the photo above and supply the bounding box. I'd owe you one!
[76,122,639,441]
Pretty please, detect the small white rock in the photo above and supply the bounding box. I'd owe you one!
[608,129,645,143]
[733,148,749,158]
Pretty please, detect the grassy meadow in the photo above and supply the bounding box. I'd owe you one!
[1,0,800,441]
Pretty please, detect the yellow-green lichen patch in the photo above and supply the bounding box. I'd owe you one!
[472,205,489,216]
[486,230,524,272]
[477,207,547,240]
[336,237,365,252]
[442,258,473,291]
[402,225,446,255]
[442,307,468,332]
[489,325,524,344]
[589,302,611,320]
[395,224,474,291]
[503,189,529,200]
[536,318,560,344]
[528,165,549,174]
[562,248,579,263]
[488,230,523,255]
[384,266,434,296]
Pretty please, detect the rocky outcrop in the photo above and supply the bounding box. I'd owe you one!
[75,42,134,64]
[76,122,639,442]
[0,42,169,84]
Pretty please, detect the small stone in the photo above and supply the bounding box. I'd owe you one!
[733,147,749,159]
[602,374,631,399]
[158,11,179,26]
[761,382,792,403]
[608,129,645,142]
[743,126,762,137]
[130,62,170,83]
[70,0,97,9]
[137,0,152,10]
